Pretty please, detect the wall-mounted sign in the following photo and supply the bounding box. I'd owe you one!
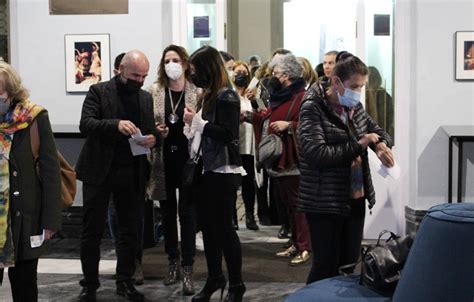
[194,16,210,38]
[50,0,128,15]
[374,14,390,36]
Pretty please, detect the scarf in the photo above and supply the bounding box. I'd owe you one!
[0,99,43,267]
[329,102,364,199]
[268,77,306,109]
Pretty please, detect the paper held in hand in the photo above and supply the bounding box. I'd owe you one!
[128,129,151,156]
[30,229,45,248]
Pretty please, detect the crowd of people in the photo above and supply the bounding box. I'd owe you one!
[0,45,395,302]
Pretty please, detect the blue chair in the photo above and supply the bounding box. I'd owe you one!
[285,203,474,302]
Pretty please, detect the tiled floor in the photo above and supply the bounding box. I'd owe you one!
[0,225,306,301]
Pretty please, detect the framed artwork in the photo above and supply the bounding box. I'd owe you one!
[455,31,474,80]
[65,34,110,92]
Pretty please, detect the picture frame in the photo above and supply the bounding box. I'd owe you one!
[65,34,111,92]
[455,31,474,80]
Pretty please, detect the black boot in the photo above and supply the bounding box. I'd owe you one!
[245,213,259,231]
[277,225,290,239]
[191,275,227,302]
[78,287,96,302]
[116,281,144,301]
[224,283,246,302]
[233,216,239,230]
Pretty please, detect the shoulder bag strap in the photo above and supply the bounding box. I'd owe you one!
[30,119,40,161]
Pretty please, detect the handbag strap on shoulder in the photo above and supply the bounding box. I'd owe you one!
[30,119,40,161]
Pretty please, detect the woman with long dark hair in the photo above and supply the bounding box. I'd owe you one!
[184,46,246,302]
[145,44,200,295]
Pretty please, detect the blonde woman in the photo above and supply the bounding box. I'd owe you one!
[0,62,62,301]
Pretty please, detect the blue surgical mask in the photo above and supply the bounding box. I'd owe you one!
[337,84,361,108]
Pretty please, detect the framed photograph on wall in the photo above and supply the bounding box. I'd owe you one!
[455,31,474,80]
[65,34,111,92]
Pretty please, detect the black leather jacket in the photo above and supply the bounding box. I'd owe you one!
[297,83,392,216]
[201,89,242,171]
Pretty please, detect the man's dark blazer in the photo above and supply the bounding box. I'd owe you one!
[76,77,160,187]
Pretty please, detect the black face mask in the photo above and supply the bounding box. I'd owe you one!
[234,74,249,88]
[191,73,209,88]
[121,76,144,93]
[267,76,282,93]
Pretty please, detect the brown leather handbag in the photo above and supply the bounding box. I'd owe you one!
[30,120,77,208]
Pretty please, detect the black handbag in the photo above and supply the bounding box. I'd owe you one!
[182,141,202,187]
[360,230,413,292]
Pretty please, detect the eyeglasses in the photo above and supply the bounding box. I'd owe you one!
[272,71,283,77]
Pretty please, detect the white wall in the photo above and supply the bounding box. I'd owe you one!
[395,0,474,211]
[236,0,272,63]
[9,0,164,132]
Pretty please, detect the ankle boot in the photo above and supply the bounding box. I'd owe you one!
[224,283,246,302]
[245,213,259,231]
[163,259,181,285]
[191,275,226,302]
[182,266,195,296]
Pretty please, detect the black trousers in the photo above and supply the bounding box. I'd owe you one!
[305,199,366,284]
[240,155,256,215]
[198,172,243,285]
[0,258,39,301]
[256,169,279,224]
[80,164,143,289]
[160,144,196,266]
[272,176,289,228]
[159,185,196,266]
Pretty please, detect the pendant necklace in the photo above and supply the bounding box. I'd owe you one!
[168,88,184,124]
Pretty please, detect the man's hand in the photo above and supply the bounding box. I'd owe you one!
[118,120,138,136]
[44,229,55,241]
[136,134,156,148]
[184,106,196,126]
[156,123,169,139]
[376,142,395,167]
[270,121,290,133]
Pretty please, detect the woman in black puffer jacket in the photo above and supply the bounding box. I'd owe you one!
[297,52,394,284]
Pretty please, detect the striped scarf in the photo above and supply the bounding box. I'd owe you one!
[0,99,43,267]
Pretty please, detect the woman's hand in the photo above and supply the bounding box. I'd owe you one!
[358,133,380,149]
[376,142,395,167]
[44,229,55,241]
[136,135,156,148]
[246,89,256,101]
[156,123,169,139]
[270,121,290,133]
[184,106,196,125]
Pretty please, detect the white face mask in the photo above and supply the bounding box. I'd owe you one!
[165,62,183,81]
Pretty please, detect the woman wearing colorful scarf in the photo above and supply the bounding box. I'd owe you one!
[0,62,62,301]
